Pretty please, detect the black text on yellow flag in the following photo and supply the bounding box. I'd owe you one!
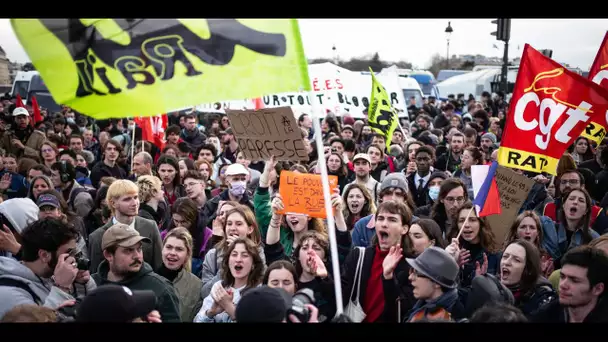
[11,19,310,119]
[367,68,398,149]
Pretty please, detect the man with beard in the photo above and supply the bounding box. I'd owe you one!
[91,224,180,322]
[0,107,45,161]
[180,114,206,154]
[0,219,84,318]
[88,180,163,273]
[220,127,239,163]
[435,132,464,174]
[533,246,608,322]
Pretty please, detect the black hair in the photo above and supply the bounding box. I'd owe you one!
[20,218,80,262]
[469,302,528,323]
[58,149,77,162]
[343,139,357,153]
[51,161,76,182]
[561,245,608,298]
[196,143,217,160]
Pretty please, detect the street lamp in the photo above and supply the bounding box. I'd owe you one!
[445,22,453,69]
[332,44,338,64]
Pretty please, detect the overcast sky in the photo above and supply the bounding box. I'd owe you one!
[1,19,606,70]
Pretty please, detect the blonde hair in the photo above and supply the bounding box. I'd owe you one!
[137,175,162,203]
[106,179,139,214]
[163,227,194,273]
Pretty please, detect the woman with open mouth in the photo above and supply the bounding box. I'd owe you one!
[503,211,557,278]
[195,238,264,322]
[343,183,376,232]
[201,205,265,299]
[447,201,501,288]
[265,190,352,269]
[158,227,203,322]
[499,240,556,319]
[156,155,185,207]
[553,188,600,267]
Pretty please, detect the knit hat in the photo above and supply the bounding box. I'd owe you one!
[235,286,292,322]
[428,171,448,183]
[342,115,355,126]
[380,173,409,193]
[481,132,497,144]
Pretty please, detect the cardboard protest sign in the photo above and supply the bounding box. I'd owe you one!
[486,165,535,244]
[278,171,338,218]
[226,107,308,162]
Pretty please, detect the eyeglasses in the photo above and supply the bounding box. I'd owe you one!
[560,179,580,186]
[409,268,428,279]
[41,148,53,153]
[444,196,465,203]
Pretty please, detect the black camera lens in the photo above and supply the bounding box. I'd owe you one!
[287,288,315,323]
[74,252,90,271]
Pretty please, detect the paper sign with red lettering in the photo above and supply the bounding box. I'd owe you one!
[497,44,608,175]
[583,31,608,144]
[278,171,338,218]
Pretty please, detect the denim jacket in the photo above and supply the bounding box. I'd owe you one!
[543,221,600,261]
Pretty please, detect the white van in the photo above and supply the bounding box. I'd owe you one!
[11,71,62,112]
[397,76,424,110]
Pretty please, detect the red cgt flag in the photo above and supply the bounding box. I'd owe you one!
[497,44,608,175]
[581,31,608,144]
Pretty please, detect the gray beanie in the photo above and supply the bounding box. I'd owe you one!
[481,132,497,144]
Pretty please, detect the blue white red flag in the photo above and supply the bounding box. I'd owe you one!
[471,161,501,217]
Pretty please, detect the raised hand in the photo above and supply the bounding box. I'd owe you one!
[271,194,285,216]
[475,253,489,277]
[0,225,20,254]
[307,250,328,279]
[382,245,403,279]
[445,238,460,262]
[457,249,471,268]
[330,189,343,212]
[259,155,277,188]
[212,217,225,237]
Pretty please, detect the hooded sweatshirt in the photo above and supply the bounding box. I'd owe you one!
[0,198,39,258]
[92,260,181,322]
[0,256,75,319]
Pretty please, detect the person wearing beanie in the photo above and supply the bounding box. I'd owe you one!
[480,132,497,157]
[405,247,465,322]
[235,286,292,322]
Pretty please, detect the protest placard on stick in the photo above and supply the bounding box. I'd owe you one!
[226,107,308,162]
[278,171,338,218]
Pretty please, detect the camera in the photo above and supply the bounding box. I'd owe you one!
[56,298,83,322]
[286,288,315,323]
[73,251,90,271]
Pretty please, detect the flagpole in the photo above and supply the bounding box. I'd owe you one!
[130,118,136,173]
[456,206,476,240]
[308,89,344,316]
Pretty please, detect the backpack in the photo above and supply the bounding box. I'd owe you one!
[0,278,42,305]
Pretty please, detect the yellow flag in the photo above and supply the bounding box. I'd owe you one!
[368,68,398,149]
[11,19,310,119]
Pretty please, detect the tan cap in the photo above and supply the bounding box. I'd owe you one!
[102,223,151,251]
[352,153,371,164]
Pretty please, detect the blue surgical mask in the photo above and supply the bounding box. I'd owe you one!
[428,186,440,201]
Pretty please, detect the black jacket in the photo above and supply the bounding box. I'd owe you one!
[200,189,254,230]
[340,246,416,322]
[407,173,431,208]
[92,261,181,322]
[532,296,608,323]
[515,278,556,319]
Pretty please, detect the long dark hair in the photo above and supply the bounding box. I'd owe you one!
[504,239,541,296]
[558,188,594,244]
[413,219,448,249]
[430,178,468,228]
[342,183,376,229]
[170,197,203,256]
[220,238,264,290]
[504,211,544,252]
[448,201,499,253]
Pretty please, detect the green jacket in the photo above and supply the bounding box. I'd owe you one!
[253,186,295,257]
[92,261,181,323]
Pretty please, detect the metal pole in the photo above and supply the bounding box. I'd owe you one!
[446,39,450,69]
[502,40,509,94]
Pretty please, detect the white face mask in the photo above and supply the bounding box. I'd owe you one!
[229,180,246,197]
[66,117,75,124]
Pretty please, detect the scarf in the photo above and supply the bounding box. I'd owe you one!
[156,264,181,282]
[407,288,459,322]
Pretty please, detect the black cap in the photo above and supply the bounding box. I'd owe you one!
[75,284,156,322]
[235,286,292,322]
